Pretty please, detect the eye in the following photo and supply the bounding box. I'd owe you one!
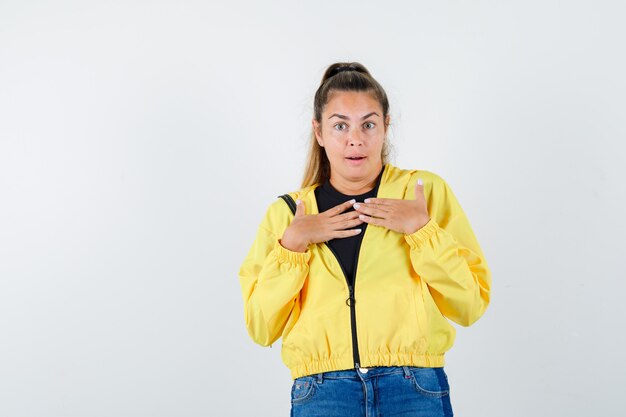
[334,122,347,131]
[364,122,375,129]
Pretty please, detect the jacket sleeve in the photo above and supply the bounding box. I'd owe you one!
[404,176,492,327]
[238,206,312,347]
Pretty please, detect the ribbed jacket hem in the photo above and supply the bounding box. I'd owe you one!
[289,352,446,379]
[404,217,440,248]
[272,239,311,265]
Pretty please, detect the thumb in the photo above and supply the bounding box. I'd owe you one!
[295,199,305,217]
[414,177,424,199]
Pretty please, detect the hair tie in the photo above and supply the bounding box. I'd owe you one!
[332,66,356,76]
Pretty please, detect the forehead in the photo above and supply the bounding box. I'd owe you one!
[324,90,381,114]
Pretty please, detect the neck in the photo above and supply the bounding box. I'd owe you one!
[329,164,384,195]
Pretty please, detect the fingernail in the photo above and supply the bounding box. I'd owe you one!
[349,199,356,204]
[364,198,370,203]
[296,199,301,205]
[355,228,362,233]
[417,178,423,185]
[353,203,360,209]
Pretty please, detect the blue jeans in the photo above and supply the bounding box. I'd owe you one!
[290,366,453,417]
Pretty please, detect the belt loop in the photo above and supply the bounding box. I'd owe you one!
[402,366,412,379]
[316,372,324,384]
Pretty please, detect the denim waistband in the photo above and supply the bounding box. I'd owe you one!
[304,366,424,383]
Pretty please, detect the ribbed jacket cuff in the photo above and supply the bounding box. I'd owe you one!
[404,217,440,248]
[273,239,311,265]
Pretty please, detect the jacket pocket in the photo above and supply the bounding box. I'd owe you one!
[411,276,429,339]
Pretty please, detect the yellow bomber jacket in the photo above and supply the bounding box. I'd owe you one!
[238,163,492,380]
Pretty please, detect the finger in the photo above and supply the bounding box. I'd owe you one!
[353,203,387,218]
[363,197,391,205]
[331,210,362,223]
[354,201,390,214]
[358,213,387,228]
[414,177,424,199]
[295,199,305,217]
[331,218,364,230]
[323,199,356,216]
[332,228,362,239]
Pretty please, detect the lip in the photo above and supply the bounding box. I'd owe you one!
[345,156,367,165]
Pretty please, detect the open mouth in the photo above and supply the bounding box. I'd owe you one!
[346,156,366,165]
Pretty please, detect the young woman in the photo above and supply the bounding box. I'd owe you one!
[238,62,492,416]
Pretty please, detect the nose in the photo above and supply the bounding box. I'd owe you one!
[347,130,364,146]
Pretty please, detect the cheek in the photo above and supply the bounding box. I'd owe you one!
[323,128,342,140]
[325,145,343,159]
[322,134,343,148]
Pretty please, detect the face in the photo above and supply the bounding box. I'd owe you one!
[313,90,389,184]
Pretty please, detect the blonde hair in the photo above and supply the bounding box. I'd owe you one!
[300,62,393,188]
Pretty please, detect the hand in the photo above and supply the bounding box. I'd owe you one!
[279,199,364,252]
[352,177,431,235]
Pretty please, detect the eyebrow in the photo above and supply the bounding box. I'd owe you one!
[328,112,379,120]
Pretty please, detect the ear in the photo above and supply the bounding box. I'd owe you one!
[312,119,323,145]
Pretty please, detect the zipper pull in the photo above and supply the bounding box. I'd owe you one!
[346,285,355,307]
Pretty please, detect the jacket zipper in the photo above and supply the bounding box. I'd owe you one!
[324,236,365,371]
[308,165,384,369]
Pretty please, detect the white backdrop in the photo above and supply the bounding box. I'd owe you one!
[1,1,624,416]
